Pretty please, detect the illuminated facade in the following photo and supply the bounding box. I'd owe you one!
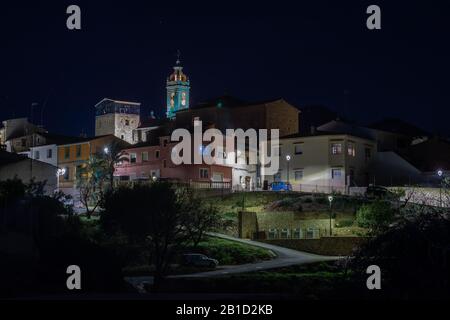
[166,59,190,119]
[95,98,141,144]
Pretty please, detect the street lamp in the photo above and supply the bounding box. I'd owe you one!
[104,147,109,155]
[328,195,334,236]
[56,167,66,192]
[241,181,246,211]
[286,155,291,184]
[437,169,443,207]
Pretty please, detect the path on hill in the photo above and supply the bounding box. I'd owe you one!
[126,233,342,291]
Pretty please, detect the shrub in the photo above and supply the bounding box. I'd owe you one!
[356,201,394,231]
[336,219,354,228]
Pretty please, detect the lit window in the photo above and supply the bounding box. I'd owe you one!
[331,143,342,155]
[181,92,186,106]
[347,142,356,157]
[294,170,303,181]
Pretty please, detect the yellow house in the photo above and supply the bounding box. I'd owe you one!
[57,135,125,193]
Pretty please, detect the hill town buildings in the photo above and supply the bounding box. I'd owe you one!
[0,58,448,200]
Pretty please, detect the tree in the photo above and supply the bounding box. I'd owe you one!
[356,200,395,232]
[76,155,108,218]
[100,140,128,190]
[100,183,194,288]
[183,193,221,247]
[350,206,450,299]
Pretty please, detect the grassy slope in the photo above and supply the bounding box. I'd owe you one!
[206,192,368,236]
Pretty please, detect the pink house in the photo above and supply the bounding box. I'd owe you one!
[114,136,232,185]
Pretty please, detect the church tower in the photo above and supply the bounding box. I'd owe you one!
[95,98,140,144]
[166,57,190,119]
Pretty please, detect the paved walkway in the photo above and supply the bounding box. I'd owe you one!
[125,233,342,290]
[171,233,341,278]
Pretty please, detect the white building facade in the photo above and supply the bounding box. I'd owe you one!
[266,133,376,193]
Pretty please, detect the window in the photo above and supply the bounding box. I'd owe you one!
[121,135,124,140]
[155,150,160,159]
[130,153,137,164]
[332,168,342,179]
[181,92,186,106]
[365,147,372,161]
[331,143,342,155]
[163,139,168,147]
[294,143,303,155]
[47,149,52,159]
[76,145,81,158]
[347,142,356,157]
[34,150,40,160]
[200,168,209,179]
[125,119,130,126]
[163,159,167,168]
[64,147,70,159]
[294,170,303,181]
[142,152,148,162]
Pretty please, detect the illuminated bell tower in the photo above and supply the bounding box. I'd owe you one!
[166,57,190,119]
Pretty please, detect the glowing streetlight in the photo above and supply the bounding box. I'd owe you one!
[104,147,109,154]
[286,155,291,184]
[328,195,334,236]
[56,167,66,192]
[56,168,66,177]
[437,169,444,207]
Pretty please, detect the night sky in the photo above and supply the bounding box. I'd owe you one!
[1,1,449,137]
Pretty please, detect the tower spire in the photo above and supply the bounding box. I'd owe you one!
[176,49,181,65]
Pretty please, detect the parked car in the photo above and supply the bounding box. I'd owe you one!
[270,181,292,191]
[181,254,219,268]
[365,185,396,199]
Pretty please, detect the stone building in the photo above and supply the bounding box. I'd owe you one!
[95,98,141,144]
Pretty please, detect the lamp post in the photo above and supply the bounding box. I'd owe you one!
[437,169,443,207]
[286,155,291,184]
[56,167,66,192]
[241,181,246,211]
[328,195,334,236]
